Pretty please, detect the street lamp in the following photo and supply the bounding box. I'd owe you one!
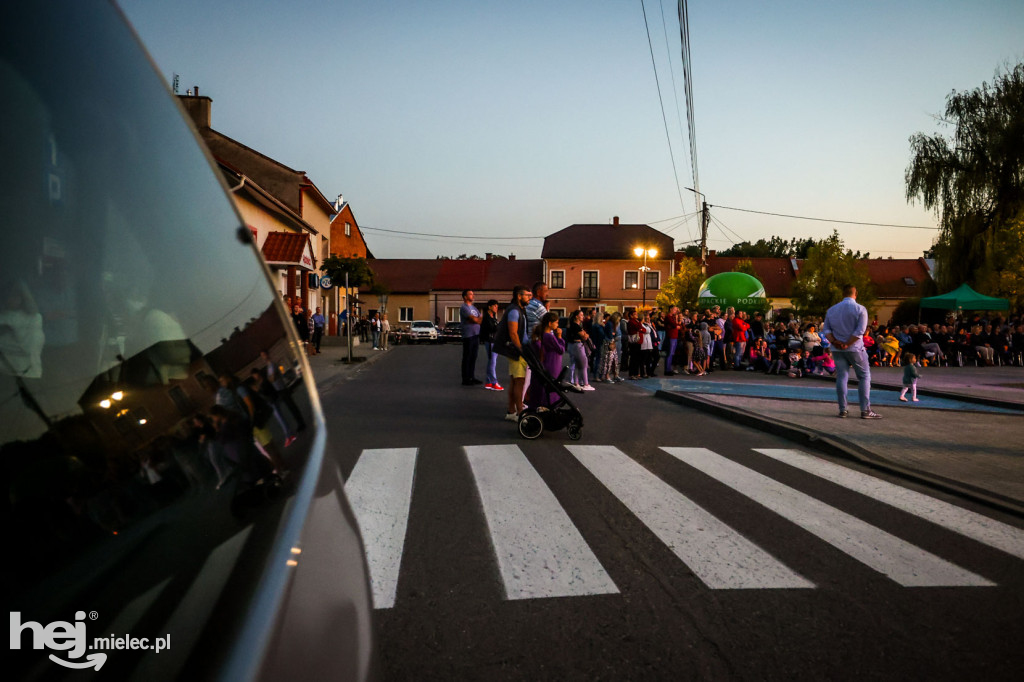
[633,246,658,309]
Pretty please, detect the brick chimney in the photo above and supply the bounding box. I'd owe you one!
[178,90,213,129]
[508,254,516,261]
[613,216,620,226]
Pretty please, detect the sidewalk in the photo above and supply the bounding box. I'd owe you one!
[304,334,391,394]
[644,365,1024,516]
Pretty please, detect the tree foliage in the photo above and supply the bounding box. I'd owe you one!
[906,63,1024,303]
[655,258,703,311]
[734,259,758,277]
[791,231,874,317]
[717,235,816,258]
[321,255,375,288]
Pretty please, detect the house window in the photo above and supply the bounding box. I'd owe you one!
[399,307,414,322]
[903,277,916,286]
[624,271,639,290]
[167,385,194,416]
[549,270,565,289]
[581,271,599,299]
[645,270,661,291]
[446,306,460,323]
[345,222,352,237]
[549,308,566,319]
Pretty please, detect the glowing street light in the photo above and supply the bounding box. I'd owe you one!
[633,246,658,308]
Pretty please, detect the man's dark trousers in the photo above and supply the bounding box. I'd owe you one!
[462,335,480,383]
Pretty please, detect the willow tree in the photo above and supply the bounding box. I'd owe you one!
[906,63,1024,303]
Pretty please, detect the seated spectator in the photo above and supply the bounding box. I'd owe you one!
[878,328,901,366]
[817,347,837,376]
[747,337,770,372]
[973,325,996,365]
[786,348,806,378]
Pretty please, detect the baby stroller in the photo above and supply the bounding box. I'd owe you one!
[517,342,585,440]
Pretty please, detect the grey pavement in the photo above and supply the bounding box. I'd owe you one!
[305,333,394,394]
[645,364,1024,514]
[305,336,1024,514]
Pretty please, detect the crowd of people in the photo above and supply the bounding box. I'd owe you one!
[455,280,1023,422]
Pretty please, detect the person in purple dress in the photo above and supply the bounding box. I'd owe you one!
[528,312,565,409]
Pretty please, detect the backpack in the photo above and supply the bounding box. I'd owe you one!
[492,303,525,359]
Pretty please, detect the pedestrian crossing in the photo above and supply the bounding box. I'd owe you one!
[343,443,1024,609]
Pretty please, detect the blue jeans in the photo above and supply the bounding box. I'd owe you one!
[732,341,746,368]
[664,338,678,373]
[569,341,589,386]
[484,341,499,384]
[833,348,871,413]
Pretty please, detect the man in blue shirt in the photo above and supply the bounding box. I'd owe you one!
[822,285,882,419]
[460,289,483,385]
[311,307,325,352]
[503,285,532,421]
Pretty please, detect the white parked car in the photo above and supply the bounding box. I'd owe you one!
[407,320,440,343]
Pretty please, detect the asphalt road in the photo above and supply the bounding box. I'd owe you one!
[320,344,1024,681]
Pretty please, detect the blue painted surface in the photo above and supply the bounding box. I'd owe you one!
[632,378,1022,415]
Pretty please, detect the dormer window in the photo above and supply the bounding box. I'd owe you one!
[903,277,916,286]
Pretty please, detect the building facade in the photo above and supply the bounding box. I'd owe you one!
[541,218,675,316]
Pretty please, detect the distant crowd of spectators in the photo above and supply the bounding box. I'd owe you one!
[573,306,1024,382]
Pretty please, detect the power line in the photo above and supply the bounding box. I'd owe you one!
[678,0,700,212]
[708,213,745,244]
[713,204,940,230]
[658,0,693,244]
[361,225,545,240]
[640,0,689,220]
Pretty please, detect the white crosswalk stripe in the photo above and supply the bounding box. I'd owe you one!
[754,448,1024,561]
[346,444,1012,608]
[344,448,418,609]
[464,444,619,600]
[662,447,994,587]
[566,445,813,589]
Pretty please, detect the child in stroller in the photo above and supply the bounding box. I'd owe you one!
[519,312,584,440]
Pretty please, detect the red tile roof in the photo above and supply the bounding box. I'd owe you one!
[542,224,674,260]
[370,259,543,293]
[673,255,933,299]
[864,258,932,297]
[261,232,311,264]
[676,256,798,297]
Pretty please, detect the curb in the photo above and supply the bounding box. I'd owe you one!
[805,373,1024,412]
[655,389,1024,519]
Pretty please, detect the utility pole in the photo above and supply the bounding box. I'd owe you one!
[700,200,709,276]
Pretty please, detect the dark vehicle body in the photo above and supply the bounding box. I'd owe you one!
[2,2,374,679]
[441,322,463,343]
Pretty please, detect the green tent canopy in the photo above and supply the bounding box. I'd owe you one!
[919,283,1009,311]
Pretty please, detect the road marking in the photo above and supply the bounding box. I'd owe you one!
[755,448,1024,561]
[567,445,813,589]
[345,448,418,609]
[662,448,993,587]
[464,444,618,600]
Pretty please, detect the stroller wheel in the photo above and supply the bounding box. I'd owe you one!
[518,413,544,440]
[567,424,582,441]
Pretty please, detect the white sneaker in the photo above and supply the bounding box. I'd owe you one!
[582,385,596,391]
[504,411,519,422]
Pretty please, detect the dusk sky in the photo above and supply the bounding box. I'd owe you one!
[119,0,1023,260]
